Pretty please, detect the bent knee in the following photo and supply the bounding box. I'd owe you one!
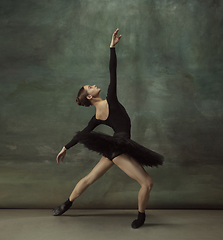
[142,176,153,191]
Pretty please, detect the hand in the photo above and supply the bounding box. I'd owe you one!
[110,28,122,47]
[56,147,67,164]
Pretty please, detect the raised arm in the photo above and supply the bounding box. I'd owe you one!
[107,47,117,100]
[107,29,122,100]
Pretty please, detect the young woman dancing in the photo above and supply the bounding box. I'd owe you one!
[53,28,164,229]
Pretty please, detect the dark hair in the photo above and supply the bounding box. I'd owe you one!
[76,86,92,107]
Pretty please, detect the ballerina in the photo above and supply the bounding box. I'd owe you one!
[53,28,164,229]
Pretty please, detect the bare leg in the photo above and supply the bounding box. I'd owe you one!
[69,156,114,201]
[112,154,153,228]
[53,156,114,216]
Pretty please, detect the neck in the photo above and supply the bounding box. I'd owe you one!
[91,97,105,109]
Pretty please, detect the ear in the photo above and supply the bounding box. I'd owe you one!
[86,95,92,100]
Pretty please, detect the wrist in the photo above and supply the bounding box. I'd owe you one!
[63,146,67,151]
[110,42,115,48]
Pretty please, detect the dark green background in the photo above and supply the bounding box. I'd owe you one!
[0,0,223,208]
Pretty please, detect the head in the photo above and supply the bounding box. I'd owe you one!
[76,85,101,107]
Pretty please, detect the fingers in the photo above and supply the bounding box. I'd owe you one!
[111,28,121,45]
[56,151,66,164]
[56,153,61,164]
[56,155,59,164]
[113,28,119,36]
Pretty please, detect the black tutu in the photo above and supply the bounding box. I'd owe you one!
[76,131,164,167]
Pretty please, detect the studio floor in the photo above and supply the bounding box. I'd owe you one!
[0,209,222,240]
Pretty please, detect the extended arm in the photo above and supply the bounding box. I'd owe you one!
[56,116,99,163]
[65,116,99,150]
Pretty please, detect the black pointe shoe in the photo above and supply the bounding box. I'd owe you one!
[131,212,146,229]
[53,199,73,216]
[131,219,144,229]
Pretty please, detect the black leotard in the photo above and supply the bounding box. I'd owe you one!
[65,48,131,150]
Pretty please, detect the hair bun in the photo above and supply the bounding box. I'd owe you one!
[76,86,92,107]
[76,97,81,106]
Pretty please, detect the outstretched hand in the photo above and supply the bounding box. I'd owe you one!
[110,28,122,47]
[56,147,67,164]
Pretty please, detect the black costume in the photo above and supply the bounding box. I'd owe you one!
[65,48,164,167]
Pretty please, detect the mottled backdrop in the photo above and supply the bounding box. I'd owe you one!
[0,0,223,209]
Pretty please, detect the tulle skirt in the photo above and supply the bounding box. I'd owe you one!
[76,131,164,167]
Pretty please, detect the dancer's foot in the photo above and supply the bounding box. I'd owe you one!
[131,211,146,229]
[53,199,73,216]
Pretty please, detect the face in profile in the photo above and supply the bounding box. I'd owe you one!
[84,85,101,99]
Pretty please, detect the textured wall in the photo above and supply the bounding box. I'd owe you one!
[0,0,223,209]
